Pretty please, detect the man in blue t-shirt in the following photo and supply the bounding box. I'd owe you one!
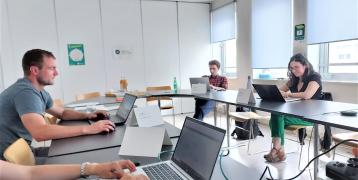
[0,49,115,160]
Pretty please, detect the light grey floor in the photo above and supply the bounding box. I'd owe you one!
[163,111,354,180]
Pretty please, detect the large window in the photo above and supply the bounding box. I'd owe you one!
[308,39,358,81]
[253,40,358,82]
[211,39,237,77]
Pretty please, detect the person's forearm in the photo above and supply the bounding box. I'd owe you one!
[30,164,81,180]
[61,109,89,120]
[288,92,310,99]
[31,124,89,141]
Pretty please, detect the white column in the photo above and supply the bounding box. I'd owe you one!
[236,0,252,88]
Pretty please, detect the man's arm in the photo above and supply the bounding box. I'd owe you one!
[21,113,115,141]
[46,106,107,121]
[0,160,148,180]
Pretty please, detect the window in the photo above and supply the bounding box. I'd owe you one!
[211,39,237,77]
[308,39,358,81]
[328,40,358,74]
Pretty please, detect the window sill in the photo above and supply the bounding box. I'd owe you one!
[253,78,358,85]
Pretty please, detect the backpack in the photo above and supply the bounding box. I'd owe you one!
[231,106,264,140]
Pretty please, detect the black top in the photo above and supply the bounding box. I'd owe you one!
[289,72,322,100]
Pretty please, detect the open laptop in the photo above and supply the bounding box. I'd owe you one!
[89,93,137,126]
[252,84,301,102]
[134,116,226,180]
[189,77,210,92]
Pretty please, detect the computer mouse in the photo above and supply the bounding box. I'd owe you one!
[340,110,357,116]
[134,162,141,166]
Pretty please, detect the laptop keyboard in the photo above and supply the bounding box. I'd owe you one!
[142,163,184,180]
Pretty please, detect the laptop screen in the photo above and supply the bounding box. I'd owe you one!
[171,117,226,180]
[116,94,137,120]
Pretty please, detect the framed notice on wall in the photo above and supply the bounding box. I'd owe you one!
[68,44,85,66]
[295,24,305,40]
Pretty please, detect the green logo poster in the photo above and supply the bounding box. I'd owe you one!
[68,44,85,66]
[295,24,305,40]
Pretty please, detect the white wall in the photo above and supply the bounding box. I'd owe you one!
[0,0,211,114]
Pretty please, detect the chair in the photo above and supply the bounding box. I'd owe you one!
[229,111,270,154]
[3,138,35,166]
[44,99,64,125]
[286,91,333,169]
[75,92,101,101]
[146,86,175,125]
[285,125,313,170]
[332,132,358,159]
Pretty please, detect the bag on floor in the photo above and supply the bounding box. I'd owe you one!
[231,106,264,140]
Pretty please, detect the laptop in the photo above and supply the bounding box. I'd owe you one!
[189,77,211,92]
[89,93,137,126]
[252,84,301,102]
[134,116,226,180]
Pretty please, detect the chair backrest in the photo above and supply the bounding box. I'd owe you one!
[146,86,172,102]
[44,113,58,124]
[3,138,35,166]
[321,92,333,101]
[75,92,101,101]
[53,99,64,107]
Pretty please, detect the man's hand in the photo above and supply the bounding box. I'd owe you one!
[83,120,115,134]
[87,110,109,120]
[86,160,146,179]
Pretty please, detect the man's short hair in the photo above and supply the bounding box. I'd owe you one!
[208,59,221,69]
[22,49,55,76]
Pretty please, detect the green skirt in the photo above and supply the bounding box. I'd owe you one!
[269,113,313,145]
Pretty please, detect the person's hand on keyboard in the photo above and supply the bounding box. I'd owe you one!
[87,110,110,121]
[84,120,115,134]
[85,160,148,179]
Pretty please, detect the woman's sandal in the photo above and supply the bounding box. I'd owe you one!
[264,147,286,162]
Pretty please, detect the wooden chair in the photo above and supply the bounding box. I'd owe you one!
[44,99,64,125]
[3,138,35,166]
[332,132,358,159]
[75,92,101,101]
[146,86,175,125]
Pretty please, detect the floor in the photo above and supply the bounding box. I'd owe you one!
[163,111,354,180]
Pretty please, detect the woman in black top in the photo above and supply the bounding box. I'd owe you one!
[264,53,322,162]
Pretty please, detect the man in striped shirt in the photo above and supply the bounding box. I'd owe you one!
[193,60,228,121]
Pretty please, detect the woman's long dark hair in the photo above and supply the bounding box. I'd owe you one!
[287,53,317,87]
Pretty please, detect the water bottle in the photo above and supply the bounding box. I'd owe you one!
[173,77,178,92]
[247,75,253,90]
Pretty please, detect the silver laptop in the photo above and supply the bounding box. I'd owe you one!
[134,116,226,180]
[89,93,137,126]
[189,77,210,92]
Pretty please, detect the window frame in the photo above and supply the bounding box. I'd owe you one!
[318,40,358,82]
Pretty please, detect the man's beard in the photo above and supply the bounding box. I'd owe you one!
[37,76,53,86]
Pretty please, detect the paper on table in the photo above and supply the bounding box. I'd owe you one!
[133,105,164,127]
[119,127,169,157]
[74,105,119,111]
[66,102,99,108]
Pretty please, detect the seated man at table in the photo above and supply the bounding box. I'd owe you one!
[193,60,228,121]
[0,49,114,160]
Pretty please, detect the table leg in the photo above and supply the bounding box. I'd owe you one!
[313,123,319,180]
[157,97,161,108]
[226,103,230,147]
[214,102,217,126]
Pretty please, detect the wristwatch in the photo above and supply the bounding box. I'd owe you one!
[80,162,90,178]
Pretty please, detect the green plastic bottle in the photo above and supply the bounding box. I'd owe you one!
[173,77,178,92]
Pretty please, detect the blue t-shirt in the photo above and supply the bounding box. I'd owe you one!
[0,78,53,159]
